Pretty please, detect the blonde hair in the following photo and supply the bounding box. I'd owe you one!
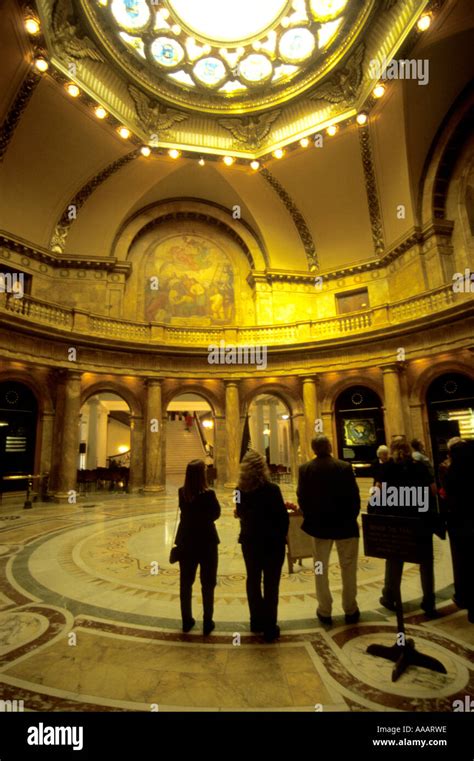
[238,449,271,492]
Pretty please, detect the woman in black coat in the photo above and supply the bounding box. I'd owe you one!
[236,450,289,642]
[176,459,220,635]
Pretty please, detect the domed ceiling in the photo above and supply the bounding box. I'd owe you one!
[38,0,429,156]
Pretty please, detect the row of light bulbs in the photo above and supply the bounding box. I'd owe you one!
[25,10,433,171]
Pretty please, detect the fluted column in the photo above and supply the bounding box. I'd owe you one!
[382,365,406,442]
[54,371,82,502]
[214,415,226,487]
[86,397,99,469]
[225,381,241,487]
[269,400,279,464]
[302,376,319,460]
[128,414,144,493]
[144,380,164,494]
[255,401,265,454]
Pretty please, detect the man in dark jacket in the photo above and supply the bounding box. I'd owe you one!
[297,435,361,625]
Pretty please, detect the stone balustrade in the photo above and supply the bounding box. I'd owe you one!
[0,284,469,349]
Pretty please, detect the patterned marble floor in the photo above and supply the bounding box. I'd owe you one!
[0,481,472,712]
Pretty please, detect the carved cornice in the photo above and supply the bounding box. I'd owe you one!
[358,124,384,256]
[0,232,131,274]
[0,71,40,162]
[49,150,140,252]
[259,168,318,272]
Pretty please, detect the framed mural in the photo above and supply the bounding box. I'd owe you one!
[343,418,377,447]
[144,234,235,325]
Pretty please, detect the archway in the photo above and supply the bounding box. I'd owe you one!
[78,392,132,493]
[246,393,293,482]
[426,372,474,469]
[334,385,385,477]
[165,392,215,487]
[0,381,38,494]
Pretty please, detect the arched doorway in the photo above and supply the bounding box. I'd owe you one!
[0,381,38,494]
[78,392,131,493]
[165,393,215,487]
[246,394,293,481]
[426,372,474,468]
[335,385,385,476]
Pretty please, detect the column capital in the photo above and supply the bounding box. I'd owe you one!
[55,369,82,384]
[225,380,240,389]
[145,378,163,388]
[302,375,319,385]
[381,363,404,375]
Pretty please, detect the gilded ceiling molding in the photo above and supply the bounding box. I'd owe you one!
[358,124,384,256]
[49,150,140,252]
[0,231,130,272]
[259,168,318,272]
[0,71,40,162]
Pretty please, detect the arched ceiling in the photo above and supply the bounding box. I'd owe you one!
[0,0,473,274]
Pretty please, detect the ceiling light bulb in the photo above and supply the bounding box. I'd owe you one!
[373,83,385,98]
[299,137,309,148]
[25,17,40,34]
[250,160,260,171]
[417,14,431,31]
[223,156,234,166]
[118,126,131,139]
[34,57,48,72]
[198,157,205,166]
[326,125,338,136]
[141,146,151,157]
[356,112,368,125]
[273,149,284,159]
[94,105,107,119]
[168,149,180,159]
[66,83,80,98]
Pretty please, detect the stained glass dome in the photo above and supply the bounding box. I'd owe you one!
[98,0,350,97]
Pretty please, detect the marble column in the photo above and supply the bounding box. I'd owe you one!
[255,401,265,455]
[97,404,109,467]
[128,414,144,493]
[302,376,319,460]
[293,412,307,466]
[39,411,55,496]
[86,398,99,469]
[269,400,279,464]
[54,372,82,502]
[144,380,164,494]
[214,415,226,487]
[225,381,241,487]
[321,411,335,451]
[382,364,406,442]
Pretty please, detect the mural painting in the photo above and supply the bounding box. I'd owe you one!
[145,235,235,324]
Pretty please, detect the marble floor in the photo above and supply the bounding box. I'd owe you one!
[0,480,472,712]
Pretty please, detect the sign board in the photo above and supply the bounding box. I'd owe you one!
[362,513,430,564]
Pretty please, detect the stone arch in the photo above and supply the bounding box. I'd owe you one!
[408,359,474,406]
[321,374,384,414]
[418,83,474,227]
[0,369,53,414]
[81,380,143,418]
[240,382,302,416]
[162,383,223,417]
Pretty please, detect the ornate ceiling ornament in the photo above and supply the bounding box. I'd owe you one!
[309,42,365,105]
[218,111,282,151]
[128,85,189,141]
[358,124,384,256]
[51,0,104,62]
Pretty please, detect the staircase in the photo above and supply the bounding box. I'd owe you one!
[166,419,206,474]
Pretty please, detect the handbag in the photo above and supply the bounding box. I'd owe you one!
[169,503,181,564]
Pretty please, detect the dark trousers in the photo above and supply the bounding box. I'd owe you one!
[241,541,286,633]
[383,537,435,610]
[179,545,218,624]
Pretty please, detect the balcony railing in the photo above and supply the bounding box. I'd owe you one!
[0,283,469,348]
